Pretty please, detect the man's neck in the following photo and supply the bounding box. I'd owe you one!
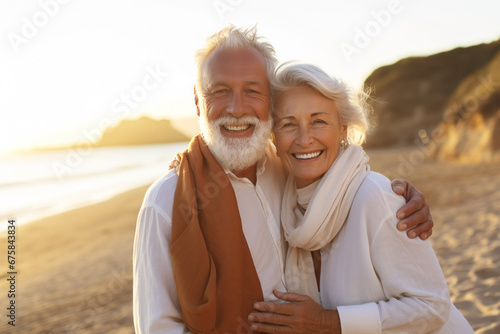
[232,164,258,185]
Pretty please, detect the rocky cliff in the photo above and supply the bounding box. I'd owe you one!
[364,39,500,162]
[428,50,500,163]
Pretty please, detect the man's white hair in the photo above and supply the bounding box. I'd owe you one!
[194,25,278,102]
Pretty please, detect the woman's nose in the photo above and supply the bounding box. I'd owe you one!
[296,126,313,146]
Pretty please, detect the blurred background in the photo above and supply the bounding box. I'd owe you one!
[1,0,499,333]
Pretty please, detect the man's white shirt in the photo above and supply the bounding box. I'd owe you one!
[133,143,286,333]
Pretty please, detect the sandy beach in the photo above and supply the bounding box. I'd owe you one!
[2,146,499,333]
[1,185,149,334]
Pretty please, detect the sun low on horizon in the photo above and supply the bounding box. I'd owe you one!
[1,0,499,155]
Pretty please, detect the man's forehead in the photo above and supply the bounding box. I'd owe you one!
[205,47,269,84]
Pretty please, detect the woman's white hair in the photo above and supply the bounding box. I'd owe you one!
[272,62,372,145]
[194,25,278,98]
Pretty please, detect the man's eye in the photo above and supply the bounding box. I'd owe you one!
[212,89,228,94]
[247,89,260,94]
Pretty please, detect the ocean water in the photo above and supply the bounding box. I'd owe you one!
[0,142,190,230]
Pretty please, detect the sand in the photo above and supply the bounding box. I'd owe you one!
[368,147,500,333]
[1,186,149,334]
[1,146,499,333]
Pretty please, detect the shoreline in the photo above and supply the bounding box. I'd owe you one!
[0,141,190,234]
[0,182,155,233]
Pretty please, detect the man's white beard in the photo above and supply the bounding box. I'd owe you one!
[200,114,273,172]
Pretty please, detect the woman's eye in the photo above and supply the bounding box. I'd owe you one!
[280,123,295,130]
[313,119,327,125]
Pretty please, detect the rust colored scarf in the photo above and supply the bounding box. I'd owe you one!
[169,134,263,333]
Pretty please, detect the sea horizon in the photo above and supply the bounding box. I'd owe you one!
[0,142,190,231]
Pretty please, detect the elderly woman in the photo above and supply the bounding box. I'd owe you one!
[248,64,473,333]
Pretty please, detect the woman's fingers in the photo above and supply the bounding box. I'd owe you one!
[253,301,293,315]
[248,311,290,326]
[249,322,291,333]
[273,289,310,302]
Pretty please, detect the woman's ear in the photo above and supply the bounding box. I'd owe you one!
[342,124,348,139]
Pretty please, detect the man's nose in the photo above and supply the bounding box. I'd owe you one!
[226,92,246,117]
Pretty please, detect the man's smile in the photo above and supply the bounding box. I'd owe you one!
[223,124,252,132]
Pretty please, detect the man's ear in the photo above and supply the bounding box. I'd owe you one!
[194,85,200,117]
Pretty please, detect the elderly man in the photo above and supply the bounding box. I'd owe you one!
[133,25,433,334]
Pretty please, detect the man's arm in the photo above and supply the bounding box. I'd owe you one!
[133,190,190,334]
[391,179,434,240]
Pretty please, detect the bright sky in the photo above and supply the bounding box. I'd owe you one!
[1,0,499,154]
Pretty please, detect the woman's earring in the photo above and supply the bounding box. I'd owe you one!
[340,138,350,149]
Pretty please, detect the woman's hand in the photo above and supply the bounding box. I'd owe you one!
[248,290,341,334]
[391,179,434,240]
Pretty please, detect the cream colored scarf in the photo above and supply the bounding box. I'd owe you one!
[282,144,370,303]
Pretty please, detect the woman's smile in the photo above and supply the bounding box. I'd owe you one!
[293,150,323,160]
